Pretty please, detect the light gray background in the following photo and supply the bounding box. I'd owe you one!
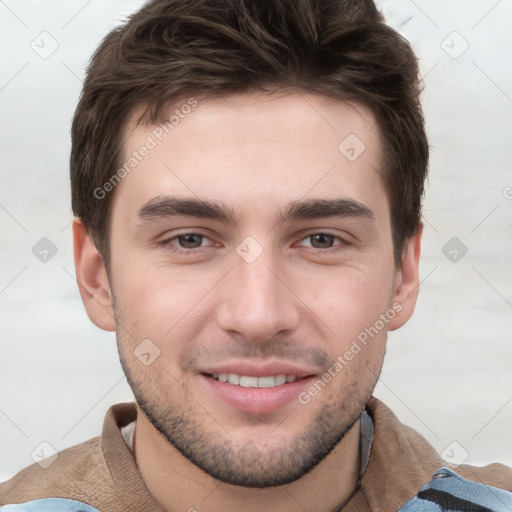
[1,0,511,481]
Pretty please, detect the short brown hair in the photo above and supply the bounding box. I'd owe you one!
[71,0,428,267]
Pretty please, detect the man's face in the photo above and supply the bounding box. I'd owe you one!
[104,91,405,486]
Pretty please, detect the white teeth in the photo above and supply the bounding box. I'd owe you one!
[239,376,259,388]
[258,376,276,388]
[211,373,299,388]
[227,373,240,385]
[275,374,287,385]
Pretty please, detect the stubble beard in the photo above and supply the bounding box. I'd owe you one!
[117,333,383,488]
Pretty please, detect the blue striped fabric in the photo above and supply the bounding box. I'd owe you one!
[0,497,100,511]
[399,467,512,511]
[2,467,510,511]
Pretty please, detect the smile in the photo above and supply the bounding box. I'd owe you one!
[209,373,298,388]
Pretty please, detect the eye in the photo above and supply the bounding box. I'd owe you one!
[298,233,346,250]
[159,232,214,252]
[174,233,207,249]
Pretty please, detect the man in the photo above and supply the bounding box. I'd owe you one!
[1,0,510,511]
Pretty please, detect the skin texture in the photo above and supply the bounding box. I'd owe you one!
[73,91,421,512]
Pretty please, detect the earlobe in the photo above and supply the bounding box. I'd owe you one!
[389,223,423,331]
[72,219,116,332]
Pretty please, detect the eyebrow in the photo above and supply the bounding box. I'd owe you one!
[137,195,375,225]
[138,196,238,224]
[280,198,375,223]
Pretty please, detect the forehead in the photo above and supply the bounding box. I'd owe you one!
[113,91,386,223]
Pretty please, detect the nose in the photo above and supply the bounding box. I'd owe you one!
[215,245,301,343]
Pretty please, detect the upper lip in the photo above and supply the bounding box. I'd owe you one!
[198,359,318,379]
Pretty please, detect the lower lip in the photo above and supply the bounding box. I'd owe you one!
[199,374,315,414]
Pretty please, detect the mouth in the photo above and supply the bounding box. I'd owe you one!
[198,365,317,414]
[206,372,300,388]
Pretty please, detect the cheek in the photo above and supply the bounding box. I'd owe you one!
[111,259,220,342]
[296,264,394,337]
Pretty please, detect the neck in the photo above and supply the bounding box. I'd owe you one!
[133,406,361,512]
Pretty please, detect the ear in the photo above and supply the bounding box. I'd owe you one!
[388,223,422,331]
[73,219,116,331]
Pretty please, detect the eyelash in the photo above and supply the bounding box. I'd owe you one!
[158,233,213,254]
[158,231,351,254]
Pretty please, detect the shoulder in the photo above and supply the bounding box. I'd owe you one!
[363,397,512,510]
[0,497,100,511]
[399,466,512,511]
[0,403,150,512]
[368,396,512,488]
[0,436,113,509]
[457,461,512,492]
